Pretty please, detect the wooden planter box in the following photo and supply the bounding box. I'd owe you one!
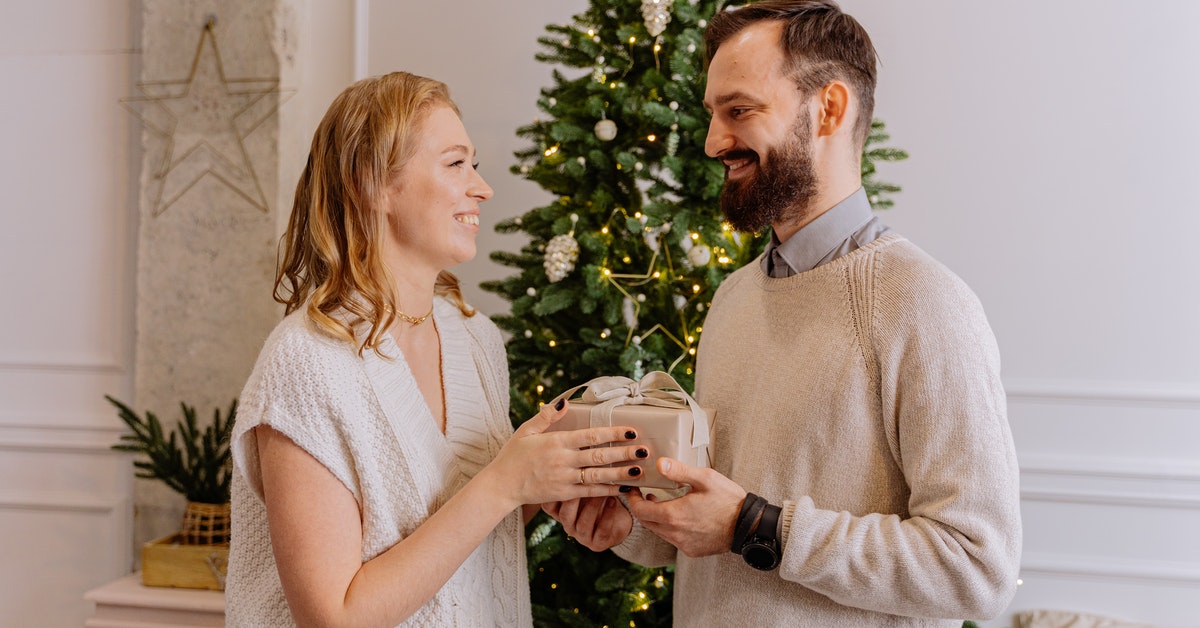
[141,533,229,591]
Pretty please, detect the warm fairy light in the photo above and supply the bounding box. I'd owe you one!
[647,134,657,142]
[692,284,701,293]
[544,145,559,156]
[602,268,612,276]
[654,43,662,52]
[652,271,661,278]
[718,256,731,264]
[722,221,733,231]
[536,384,545,394]
[689,232,699,240]
[610,82,618,89]
[696,326,703,333]
[549,340,557,347]
[629,36,637,44]
[689,348,696,355]
[551,583,557,589]
[623,256,632,263]
[601,226,609,234]
[634,211,643,219]
[587,29,595,37]
[638,592,646,599]
[687,335,694,343]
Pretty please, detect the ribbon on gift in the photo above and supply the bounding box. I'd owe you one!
[550,371,711,463]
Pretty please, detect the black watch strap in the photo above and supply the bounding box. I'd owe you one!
[730,493,766,554]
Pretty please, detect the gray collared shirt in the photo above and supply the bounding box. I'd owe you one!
[761,187,893,278]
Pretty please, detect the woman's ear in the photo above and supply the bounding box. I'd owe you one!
[816,81,851,138]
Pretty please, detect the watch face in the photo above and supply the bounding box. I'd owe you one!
[742,542,780,571]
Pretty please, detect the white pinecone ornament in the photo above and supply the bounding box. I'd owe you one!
[543,234,580,282]
[641,0,672,37]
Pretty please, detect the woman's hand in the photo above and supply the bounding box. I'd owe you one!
[482,400,647,509]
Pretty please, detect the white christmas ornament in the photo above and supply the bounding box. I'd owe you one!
[687,244,712,267]
[641,0,673,37]
[543,233,580,282]
[594,119,618,141]
[623,297,638,329]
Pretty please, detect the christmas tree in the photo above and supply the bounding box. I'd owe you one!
[481,1,907,625]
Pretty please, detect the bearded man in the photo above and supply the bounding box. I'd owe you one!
[542,1,1022,625]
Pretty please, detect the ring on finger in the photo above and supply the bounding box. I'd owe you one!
[579,468,586,484]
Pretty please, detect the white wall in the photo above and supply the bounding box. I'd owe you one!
[368,1,1200,626]
[839,1,1200,624]
[0,0,139,625]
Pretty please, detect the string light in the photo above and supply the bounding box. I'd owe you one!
[629,36,637,44]
[647,134,657,142]
[692,284,701,293]
[536,384,545,394]
[548,340,557,347]
[689,232,700,240]
[601,226,610,234]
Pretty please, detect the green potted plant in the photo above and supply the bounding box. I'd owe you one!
[107,395,236,544]
[107,395,237,590]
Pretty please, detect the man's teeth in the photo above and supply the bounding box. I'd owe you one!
[455,215,479,226]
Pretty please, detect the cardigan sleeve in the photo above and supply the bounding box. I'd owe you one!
[231,315,362,504]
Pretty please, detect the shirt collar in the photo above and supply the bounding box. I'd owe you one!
[761,187,874,277]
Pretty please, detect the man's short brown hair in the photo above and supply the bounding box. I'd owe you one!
[705,0,879,149]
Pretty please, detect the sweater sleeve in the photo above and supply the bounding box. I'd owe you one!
[781,247,1022,620]
[612,514,677,568]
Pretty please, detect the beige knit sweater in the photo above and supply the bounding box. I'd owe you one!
[615,235,1021,626]
[226,298,531,627]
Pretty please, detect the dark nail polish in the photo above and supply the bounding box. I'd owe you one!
[625,430,637,439]
[628,467,642,477]
[619,485,634,493]
[554,398,565,411]
[635,448,649,459]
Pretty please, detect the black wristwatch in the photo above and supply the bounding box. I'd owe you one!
[740,502,782,571]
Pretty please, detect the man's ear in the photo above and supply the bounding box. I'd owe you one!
[816,81,851,138]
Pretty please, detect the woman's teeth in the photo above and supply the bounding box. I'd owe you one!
[455,215,479,226]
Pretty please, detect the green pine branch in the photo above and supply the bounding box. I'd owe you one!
[107,395,236,504]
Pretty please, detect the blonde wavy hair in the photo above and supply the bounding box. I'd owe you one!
[274,72,475,356]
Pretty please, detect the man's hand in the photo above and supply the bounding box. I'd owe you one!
[543,496,633,552]
[627,457,747,557]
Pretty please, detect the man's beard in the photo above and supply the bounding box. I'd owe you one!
[718,115,819,233]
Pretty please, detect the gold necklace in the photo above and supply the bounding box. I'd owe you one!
[384,303,434,326]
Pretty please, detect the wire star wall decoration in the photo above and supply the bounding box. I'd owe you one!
[121,17,288,216]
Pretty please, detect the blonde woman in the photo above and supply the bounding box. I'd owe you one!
[226,72,647,626]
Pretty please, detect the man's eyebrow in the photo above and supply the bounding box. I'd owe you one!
[703,91,760,110]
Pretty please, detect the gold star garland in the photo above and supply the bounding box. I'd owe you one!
[121,17,288,216]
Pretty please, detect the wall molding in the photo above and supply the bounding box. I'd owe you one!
[0,359,122,373]
[1021,487,1200,510]
[1020,453,1200,483]
[0,490,126,514]
[1005,378,1200,406]
[0,424,123,453]
[353,0,369,79]
[1021,552,1200,585]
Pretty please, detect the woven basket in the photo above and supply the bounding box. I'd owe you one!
[180,501,231,546]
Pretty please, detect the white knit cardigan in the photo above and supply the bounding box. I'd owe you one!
[226,298,531,627]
